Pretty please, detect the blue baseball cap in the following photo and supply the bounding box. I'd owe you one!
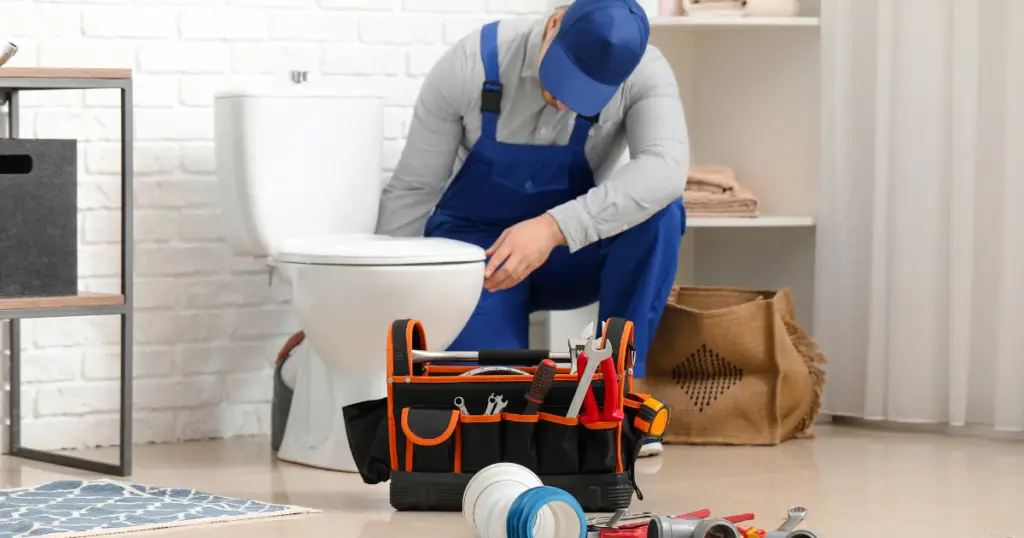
[538,0,650,117]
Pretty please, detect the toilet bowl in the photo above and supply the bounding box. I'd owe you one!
[274,235,484,471]
[214,85,485,472]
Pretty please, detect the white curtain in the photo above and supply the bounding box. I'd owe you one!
[815,0,1024,431]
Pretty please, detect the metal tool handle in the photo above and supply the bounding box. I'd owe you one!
[566,351,602,419]
[459,366,530,376]
[412,349,571,365]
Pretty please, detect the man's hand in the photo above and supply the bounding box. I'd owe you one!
[484,213,566,292]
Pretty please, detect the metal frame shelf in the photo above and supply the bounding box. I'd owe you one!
[1,67,133,477]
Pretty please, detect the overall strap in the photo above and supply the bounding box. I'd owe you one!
[568,112,599,149]
[479,21,502,141]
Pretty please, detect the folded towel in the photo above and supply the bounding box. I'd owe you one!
[683,0,746,17]
[683,164,760,218]
[684,190,760,218]
[687,164,740,194]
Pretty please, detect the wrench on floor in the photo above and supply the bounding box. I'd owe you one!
[778,506,807,532]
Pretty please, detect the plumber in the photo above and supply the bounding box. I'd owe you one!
[375,0,688,452]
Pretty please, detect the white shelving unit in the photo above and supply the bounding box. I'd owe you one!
[687,215,815,228]
[651,16,819,27]
[537,1,823,348]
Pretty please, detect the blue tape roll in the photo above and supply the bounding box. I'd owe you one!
[505,486,586,538]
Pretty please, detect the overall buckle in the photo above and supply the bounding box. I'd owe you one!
[481,80,502,114]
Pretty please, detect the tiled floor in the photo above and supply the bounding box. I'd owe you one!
[1,423,1019,537]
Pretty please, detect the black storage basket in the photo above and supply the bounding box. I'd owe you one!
[343,316,659,512]
[0,139,78,299]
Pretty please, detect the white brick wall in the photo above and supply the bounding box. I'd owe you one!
[0,0,553,452]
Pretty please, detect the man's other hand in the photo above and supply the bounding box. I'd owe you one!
[484,214,566,292]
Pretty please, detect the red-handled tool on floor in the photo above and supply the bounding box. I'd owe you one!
[587,509,734,537]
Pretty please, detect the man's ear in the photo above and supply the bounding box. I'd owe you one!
[547,10,565,33]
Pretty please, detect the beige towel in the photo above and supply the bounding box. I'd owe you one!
[683,165,760,218]
[683,0,746,17]
[687,164,740,193]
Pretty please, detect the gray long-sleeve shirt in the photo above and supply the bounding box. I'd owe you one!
[375,17,690,253]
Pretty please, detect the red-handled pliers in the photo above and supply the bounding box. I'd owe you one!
[577,349,624,424]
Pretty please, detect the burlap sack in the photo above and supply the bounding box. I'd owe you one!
[634,286,827,445]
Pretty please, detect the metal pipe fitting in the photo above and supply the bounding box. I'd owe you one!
[647,516,743,538]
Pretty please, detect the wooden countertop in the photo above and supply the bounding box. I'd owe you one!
[0,67,132,79]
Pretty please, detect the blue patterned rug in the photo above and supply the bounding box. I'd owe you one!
[0,479,317,537]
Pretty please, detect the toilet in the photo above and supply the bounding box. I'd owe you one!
[213,84,486,472]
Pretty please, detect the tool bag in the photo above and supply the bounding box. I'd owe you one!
[634,286,827,445]
[342,316,662,512]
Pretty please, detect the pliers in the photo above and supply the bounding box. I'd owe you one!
[577,343,624,424]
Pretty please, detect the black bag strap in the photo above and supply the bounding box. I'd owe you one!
[388,319,427,378]
[601,317,635,376]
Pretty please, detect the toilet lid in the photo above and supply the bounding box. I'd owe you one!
[275,235,487,266]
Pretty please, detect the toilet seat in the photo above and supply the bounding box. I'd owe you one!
[276,234,486,266]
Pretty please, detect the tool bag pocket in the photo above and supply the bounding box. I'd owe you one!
[579,421,619,474]
[536,413,580,474]
[399,408,461,474]
[501,413,539,472]
[342,397,392,484]
[459,413,503,474]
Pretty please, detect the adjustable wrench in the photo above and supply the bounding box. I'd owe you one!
[567,321,596,374]
[566,337,613,419]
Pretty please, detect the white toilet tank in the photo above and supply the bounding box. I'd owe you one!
[214,86,384,259]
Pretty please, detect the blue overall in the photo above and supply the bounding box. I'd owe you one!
[423,21,685,378]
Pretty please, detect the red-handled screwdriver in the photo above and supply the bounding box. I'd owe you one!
[524,359,557,415]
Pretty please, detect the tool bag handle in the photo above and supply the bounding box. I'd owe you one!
[476,349,554,366]
[387,317,635,378]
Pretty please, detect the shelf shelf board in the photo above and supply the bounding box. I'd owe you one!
[651,16,820,28]
[0,291,125,318]
[687,215,815,228]
[0,67,132,79]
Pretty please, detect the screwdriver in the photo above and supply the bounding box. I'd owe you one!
[523,359,556,415]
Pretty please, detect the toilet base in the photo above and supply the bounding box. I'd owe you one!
[276,343,386,472]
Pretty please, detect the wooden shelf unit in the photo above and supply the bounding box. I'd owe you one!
[1,67,134,477]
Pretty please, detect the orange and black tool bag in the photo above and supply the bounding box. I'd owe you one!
[341,316,663,512]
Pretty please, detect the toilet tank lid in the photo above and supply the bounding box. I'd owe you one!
[276,235,486,266]
[214,86,385,100]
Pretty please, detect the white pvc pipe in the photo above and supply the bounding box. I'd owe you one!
[462,463,584,538]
